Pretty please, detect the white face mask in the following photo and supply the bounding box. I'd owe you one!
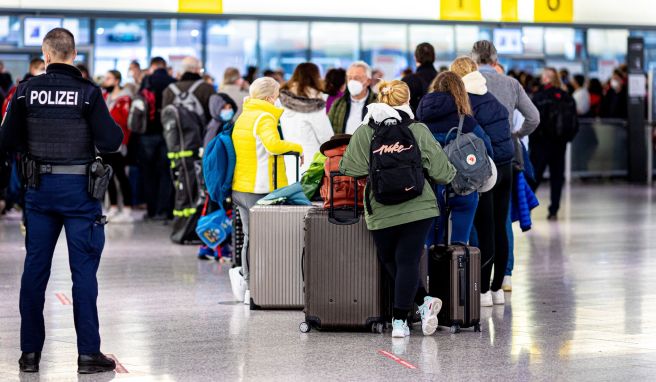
[274,98,283,108]
[347,80,364,96]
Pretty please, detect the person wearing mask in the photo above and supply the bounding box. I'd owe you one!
[329,61,377,135]
[530,68,578,222]
[450,57,514,306]
[402,43,438,113]
[101,70,134,223]
[279,63,333,179]
[601,70,628,119]
[221,67,249,118]
[417,72,494,251]
[340,80,456,338]
[162,56,215,125]
[139,56,176,221]
[325,68,346,114]
[228,77,304,304]
[572,74,591,117]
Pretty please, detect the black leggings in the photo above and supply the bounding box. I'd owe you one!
[475,162,512,294]
[371,218,432,318]
[103,152,132,207]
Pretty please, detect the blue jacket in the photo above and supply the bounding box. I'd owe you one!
[417,92,494,156]
[469,93,513,165]
[511,171,539,232]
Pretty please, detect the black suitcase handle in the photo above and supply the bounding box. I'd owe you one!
[328,171,362,225]
[273,151,301,190]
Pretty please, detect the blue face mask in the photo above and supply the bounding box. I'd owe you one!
[220,109,235,122]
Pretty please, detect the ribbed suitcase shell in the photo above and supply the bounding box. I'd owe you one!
[249,205,313,309]
[429,246,481,331]
[303,208,389,331]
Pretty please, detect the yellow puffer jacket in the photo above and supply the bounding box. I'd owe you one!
[232,98,304,194]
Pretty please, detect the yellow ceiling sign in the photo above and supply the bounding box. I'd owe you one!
[178,0,222,14]
[440,0,482,21]
[502,0,519,22]
[534,0,573,22]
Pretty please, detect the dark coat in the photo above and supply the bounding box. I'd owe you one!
[417,91,494,157]
[402,65,438,114]
[140,68,176,134]
[469,92,513,165]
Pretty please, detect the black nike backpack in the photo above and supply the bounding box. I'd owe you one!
[367,117,424,213]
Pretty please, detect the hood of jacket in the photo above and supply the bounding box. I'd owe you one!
[416,91,478,135]
[463,71,487,95]
[363,102,414,125]
[279,89,326,113]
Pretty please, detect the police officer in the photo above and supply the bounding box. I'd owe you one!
[0,28,123,374]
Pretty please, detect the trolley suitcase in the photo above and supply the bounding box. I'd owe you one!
[428,190,481,333]
[300,173,390,333]
[249,205,314,310]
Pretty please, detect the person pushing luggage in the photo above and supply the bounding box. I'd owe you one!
[339,80,456,338]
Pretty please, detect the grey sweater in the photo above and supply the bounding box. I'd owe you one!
[479,65,540,138]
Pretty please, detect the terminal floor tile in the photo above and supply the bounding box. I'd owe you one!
[1,184,656,381]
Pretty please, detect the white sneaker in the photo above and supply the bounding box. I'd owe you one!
[502,276,512,292]
[481,291,493,307]
[228,267,247,302]
[417,296,442,336]
[491,289,505,305]
[106,206,119,218]
[111,209,135,223]
[391,319,410,338]
[243,290,251,305]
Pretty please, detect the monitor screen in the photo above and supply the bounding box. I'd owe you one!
[494,29,523,55]
[24,17,62,46]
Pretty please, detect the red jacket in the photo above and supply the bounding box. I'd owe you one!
[104,90,132,145]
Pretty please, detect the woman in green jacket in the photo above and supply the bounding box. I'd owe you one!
[340,80,456,338]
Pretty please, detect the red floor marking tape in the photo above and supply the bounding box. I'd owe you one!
[377,350,417,370]
[55,293,72,305]
[106,354,129,373]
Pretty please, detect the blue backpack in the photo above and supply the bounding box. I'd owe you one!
[196,208,233,250]
[203,124,236,205]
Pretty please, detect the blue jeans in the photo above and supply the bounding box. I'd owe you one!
[21,174,105,354]
[426,185,478,246]
[506,201,514,276]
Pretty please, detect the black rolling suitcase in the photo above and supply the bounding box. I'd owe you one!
[300,174,391,333]
[428,190,481,333]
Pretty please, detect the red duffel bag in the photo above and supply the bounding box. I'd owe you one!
[319,135,366,210]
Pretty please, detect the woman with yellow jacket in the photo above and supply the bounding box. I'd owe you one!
[229,76,304,304]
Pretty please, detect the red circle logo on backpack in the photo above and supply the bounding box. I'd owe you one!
[466,154,477,166]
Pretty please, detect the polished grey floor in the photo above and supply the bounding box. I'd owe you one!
[1,184,656,381]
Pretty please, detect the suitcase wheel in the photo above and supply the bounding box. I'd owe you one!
[449,324,461,334]
[299,322,311,333]
[371,323,385,334]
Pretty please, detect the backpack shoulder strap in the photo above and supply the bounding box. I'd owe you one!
[188,79,205,94]
[168,83,181,96]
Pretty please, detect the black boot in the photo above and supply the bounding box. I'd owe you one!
[19,352,41,373]
[77,352,116,374]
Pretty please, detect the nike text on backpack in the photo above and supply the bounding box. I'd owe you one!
[366,117,424,214]
[127,88,156,134]
[444,115,493,196]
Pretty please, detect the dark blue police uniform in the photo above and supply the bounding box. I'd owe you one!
[0,63,123,355]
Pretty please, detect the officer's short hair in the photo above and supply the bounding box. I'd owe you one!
[471,40,498,65]
[150,56,167,68]
[42,28,76,61]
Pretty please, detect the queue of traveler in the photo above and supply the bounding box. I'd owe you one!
[0,39,594,337]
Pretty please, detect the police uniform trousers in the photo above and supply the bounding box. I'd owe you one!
[20,173,105,354]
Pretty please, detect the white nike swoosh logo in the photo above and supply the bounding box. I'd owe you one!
[405,187,415,192]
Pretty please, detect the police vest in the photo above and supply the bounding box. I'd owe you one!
[24,74,97,165]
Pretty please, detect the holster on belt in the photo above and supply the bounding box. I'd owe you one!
[88,157,113,201]
[21,156,40,189]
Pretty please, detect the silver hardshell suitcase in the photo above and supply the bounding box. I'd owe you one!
[248,205,313,310]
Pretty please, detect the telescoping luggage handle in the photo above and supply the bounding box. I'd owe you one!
[328,171,362,225]
[273,151,301,190]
